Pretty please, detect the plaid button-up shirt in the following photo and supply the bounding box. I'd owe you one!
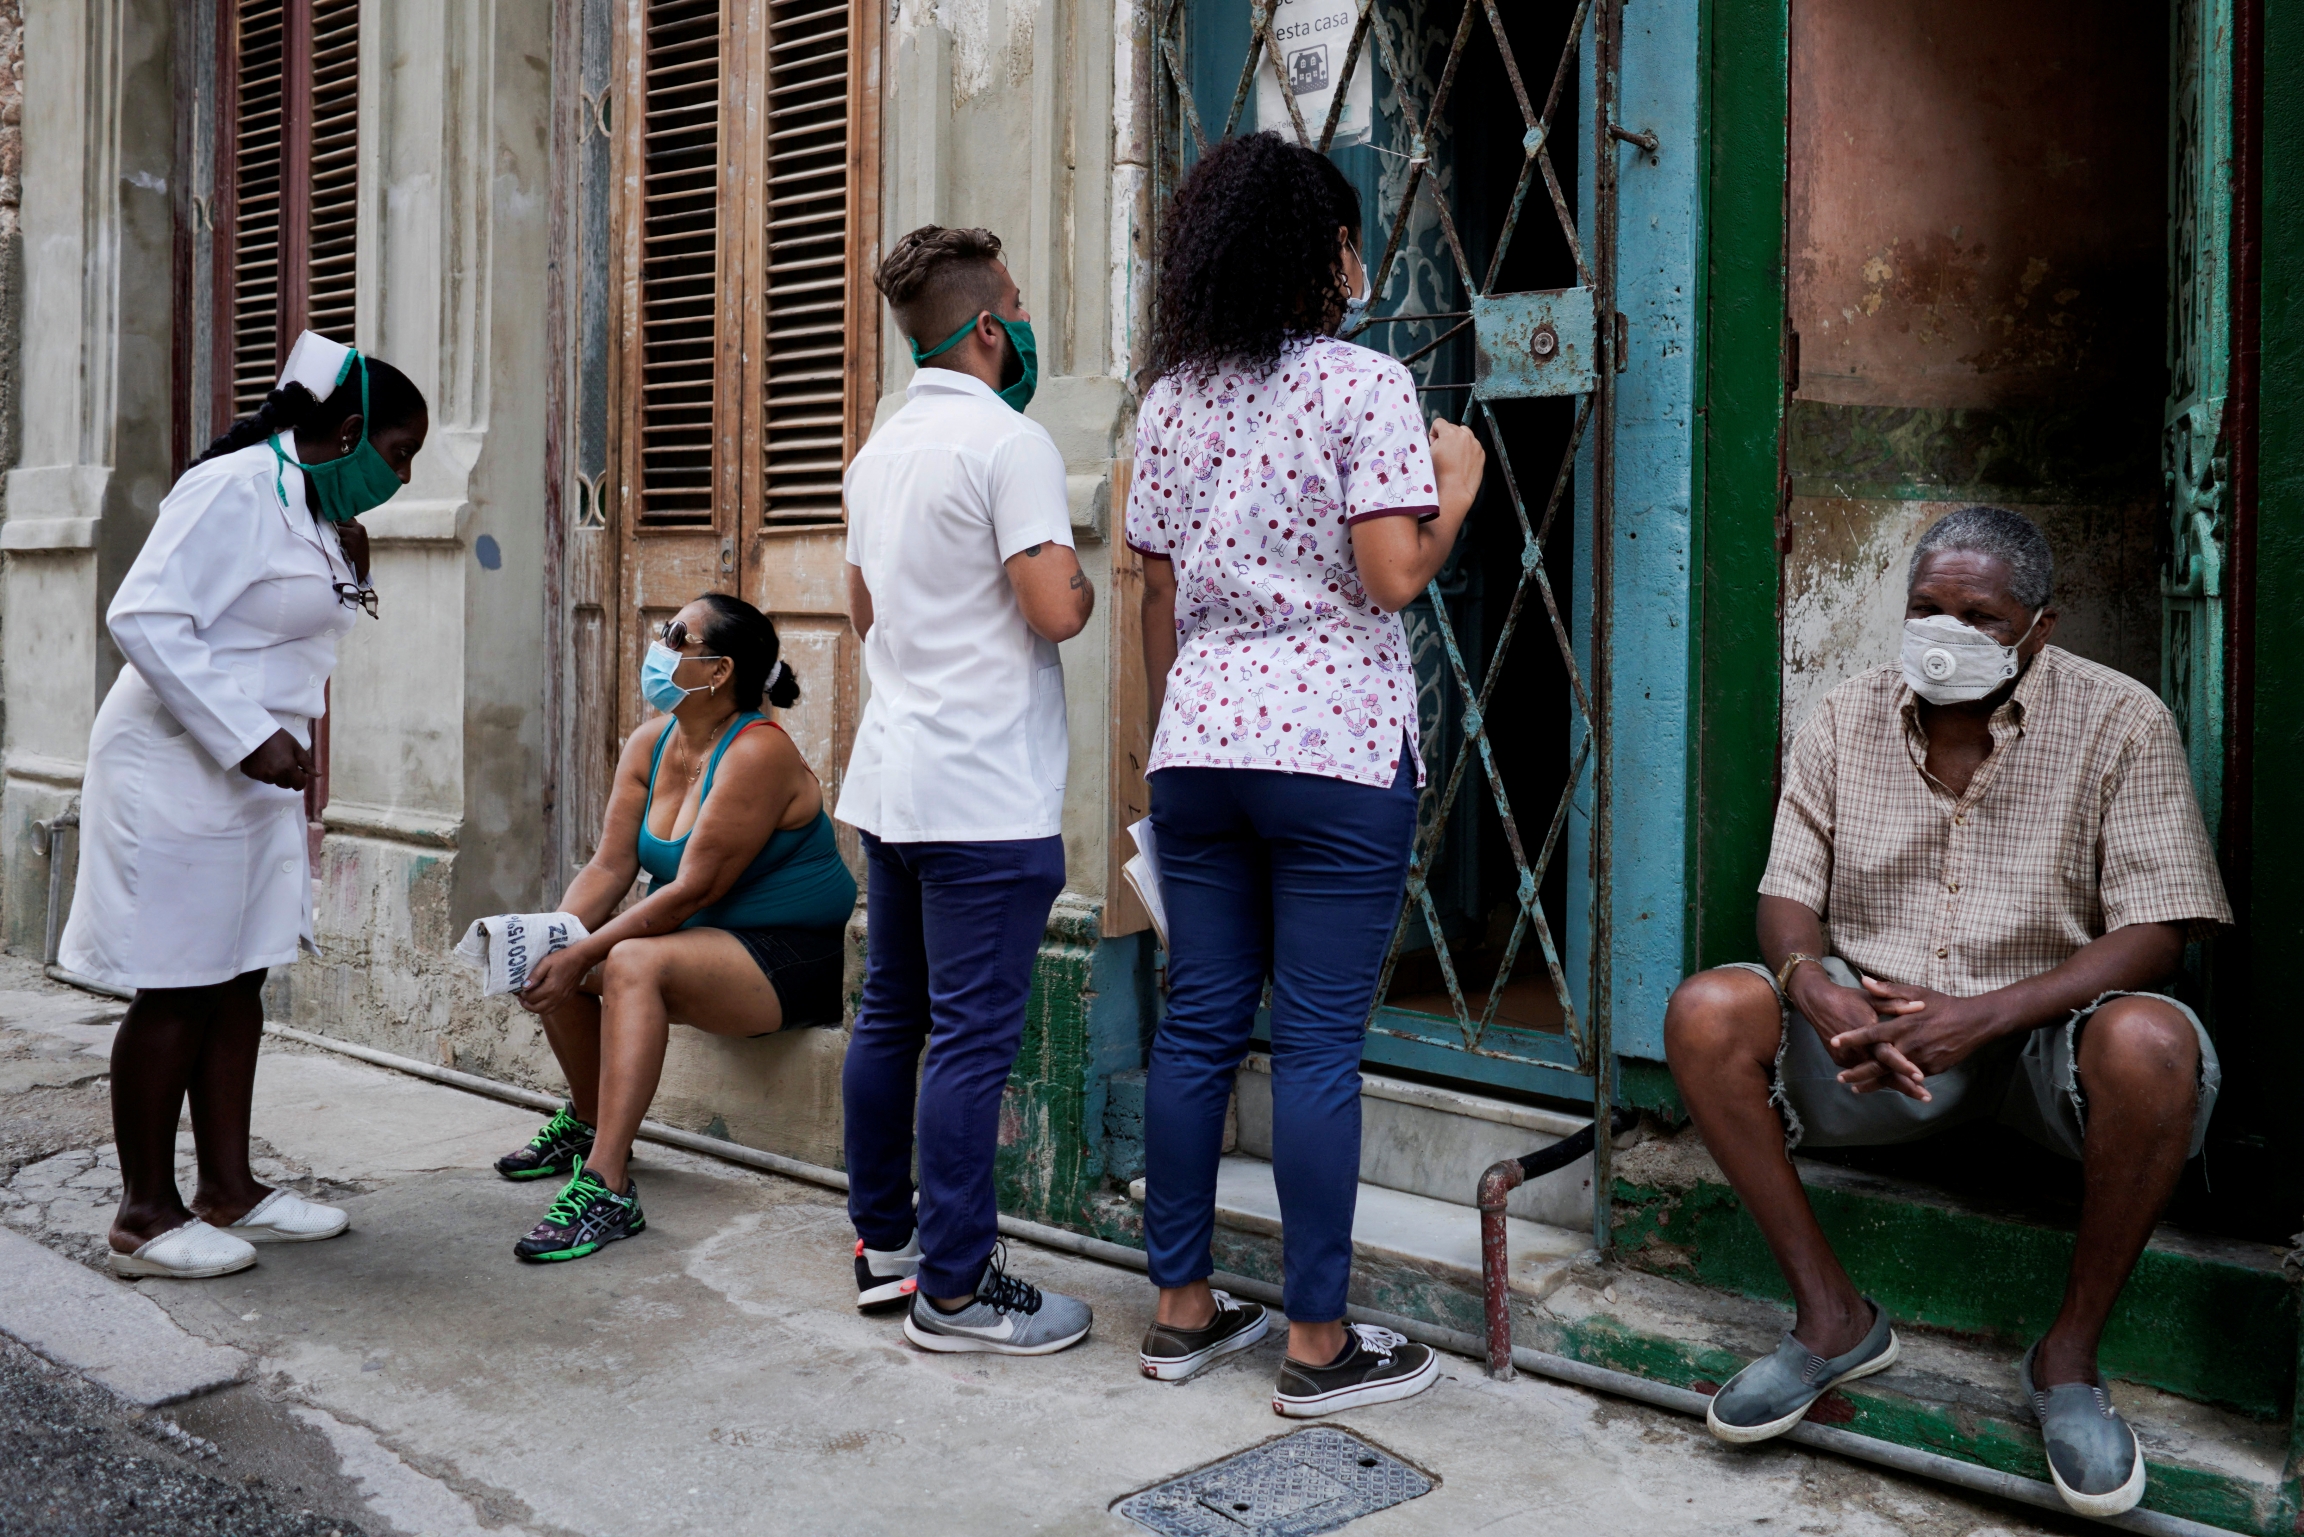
[1759,646,2231,996]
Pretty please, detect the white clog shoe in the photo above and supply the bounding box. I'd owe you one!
[109,1220,258,1279]
[226,1188,350,1244]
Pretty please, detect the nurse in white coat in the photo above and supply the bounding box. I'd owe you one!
[59,331,429,1280]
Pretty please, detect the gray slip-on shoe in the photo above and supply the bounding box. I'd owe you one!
[901,1244,1093,1356]
[1706,1299,1899,1444]
[2020,1342,2146,1517]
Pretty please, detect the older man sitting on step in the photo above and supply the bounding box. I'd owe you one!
[1663,505,2229,1519]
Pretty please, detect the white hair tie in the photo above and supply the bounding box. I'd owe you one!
[764,659,786,692]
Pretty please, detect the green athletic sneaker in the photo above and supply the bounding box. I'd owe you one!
[513,1167,643,1262]
[495,1103,595,1182]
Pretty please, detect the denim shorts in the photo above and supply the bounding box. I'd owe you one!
[719,924,846,1032]
[1727,956,2220,1161]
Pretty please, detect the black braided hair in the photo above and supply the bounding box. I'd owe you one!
[1149,132,1363,387]
[190,354,427,468]
[692,592,800,712]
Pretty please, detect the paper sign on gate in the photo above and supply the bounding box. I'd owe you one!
[1256,0,1373,149]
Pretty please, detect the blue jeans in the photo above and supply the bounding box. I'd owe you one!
[843,832,1066,1299]
[1142,758,1417,1321]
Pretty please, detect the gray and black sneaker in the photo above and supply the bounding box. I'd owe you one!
[900,1244,1092,1356]
[1139,1289,1270,1381]
[855,1231,920,1314]
[513,1167,643,1262]
[495,1102,595,1181]
[1272,1324,1441,1418]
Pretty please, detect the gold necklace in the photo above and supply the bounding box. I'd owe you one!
[677,713,739,796]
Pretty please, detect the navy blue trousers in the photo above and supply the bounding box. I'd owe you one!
[1142,757,1417,1321]
[843,832,1065,1299]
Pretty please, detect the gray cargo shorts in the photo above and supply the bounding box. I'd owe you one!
[1726,957,2220,1161]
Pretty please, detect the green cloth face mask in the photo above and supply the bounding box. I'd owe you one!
[270,350,405,524]
[909,312,1039,411]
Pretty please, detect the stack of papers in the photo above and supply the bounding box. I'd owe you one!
[1121,816,1169,951]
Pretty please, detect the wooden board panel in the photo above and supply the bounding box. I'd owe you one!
[1105,462,1153,938]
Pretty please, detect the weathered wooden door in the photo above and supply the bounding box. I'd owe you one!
[553,0,879,889]
[2163,0,2233,837]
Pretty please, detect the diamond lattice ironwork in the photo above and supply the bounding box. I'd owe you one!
[1148,0,1625,1245]
[1151,0,1620,1089]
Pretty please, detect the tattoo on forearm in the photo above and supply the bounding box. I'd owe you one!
[1022,543,1044,557]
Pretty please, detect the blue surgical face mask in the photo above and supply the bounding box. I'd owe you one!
[640,641,723,714]
[1343,254,1372,323]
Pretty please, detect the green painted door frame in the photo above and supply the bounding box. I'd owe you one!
[1689,0,1786,978]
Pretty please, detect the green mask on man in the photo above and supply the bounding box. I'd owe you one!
[909,312,1039,412]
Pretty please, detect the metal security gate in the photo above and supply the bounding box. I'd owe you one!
[1151,0,1625,1243]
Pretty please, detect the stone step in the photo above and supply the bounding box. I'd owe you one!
[1233,1054,1614,1228]
[1613,1124,2298,1424]
[1127,1153,1593,1303]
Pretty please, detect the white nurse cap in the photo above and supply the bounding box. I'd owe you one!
[278,329,356,399]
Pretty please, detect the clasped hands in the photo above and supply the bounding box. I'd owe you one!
[1788,966,2009,1101]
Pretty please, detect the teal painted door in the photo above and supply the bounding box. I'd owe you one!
[1153,0,1624,1112]
[2164,0,2234,836]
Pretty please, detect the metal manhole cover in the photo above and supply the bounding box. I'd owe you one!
[1113,1426,1436,1536]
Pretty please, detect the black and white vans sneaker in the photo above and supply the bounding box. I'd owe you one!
[1139,1290,1270,1381]
[855,1231,920,1314]
[1272,1324,1441,1418]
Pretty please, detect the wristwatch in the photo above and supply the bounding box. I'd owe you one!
[1775,951,1820,996]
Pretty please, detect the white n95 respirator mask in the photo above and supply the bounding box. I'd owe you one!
[1900,610,2042,705]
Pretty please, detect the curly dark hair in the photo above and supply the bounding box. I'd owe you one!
[1149,133,1362,386]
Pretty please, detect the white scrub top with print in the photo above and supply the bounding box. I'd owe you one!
[58,438,361,990]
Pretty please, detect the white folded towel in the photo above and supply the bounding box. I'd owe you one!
[452,911,590,996]
[1121,816,1170,951]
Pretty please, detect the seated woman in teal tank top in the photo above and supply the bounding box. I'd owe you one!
[501,593,859,1262]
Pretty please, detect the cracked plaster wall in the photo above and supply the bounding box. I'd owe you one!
[1780,0,2170,738]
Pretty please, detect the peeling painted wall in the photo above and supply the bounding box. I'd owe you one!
[1781,0,2169,736]
[1788,0,2165,410]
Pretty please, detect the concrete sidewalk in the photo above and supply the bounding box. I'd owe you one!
[0,963,2061,1537]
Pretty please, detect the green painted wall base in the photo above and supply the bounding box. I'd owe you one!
[991,906,1155,1234]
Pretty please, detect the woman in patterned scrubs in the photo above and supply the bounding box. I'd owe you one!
[1123,132,1488,1416]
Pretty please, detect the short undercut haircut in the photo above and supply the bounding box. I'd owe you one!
[876,225,1008,352]
[1908,504,2054,610]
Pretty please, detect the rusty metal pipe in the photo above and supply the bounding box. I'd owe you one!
[1481,1108,1637,1379]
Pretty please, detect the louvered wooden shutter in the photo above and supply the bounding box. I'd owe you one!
[228,0,286,416]
[218,0,359,422]
[305,0,360,345]
[634,0,724,526]
[759,0,852,521]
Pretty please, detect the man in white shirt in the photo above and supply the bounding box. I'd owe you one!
[837,225,1097,1355]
